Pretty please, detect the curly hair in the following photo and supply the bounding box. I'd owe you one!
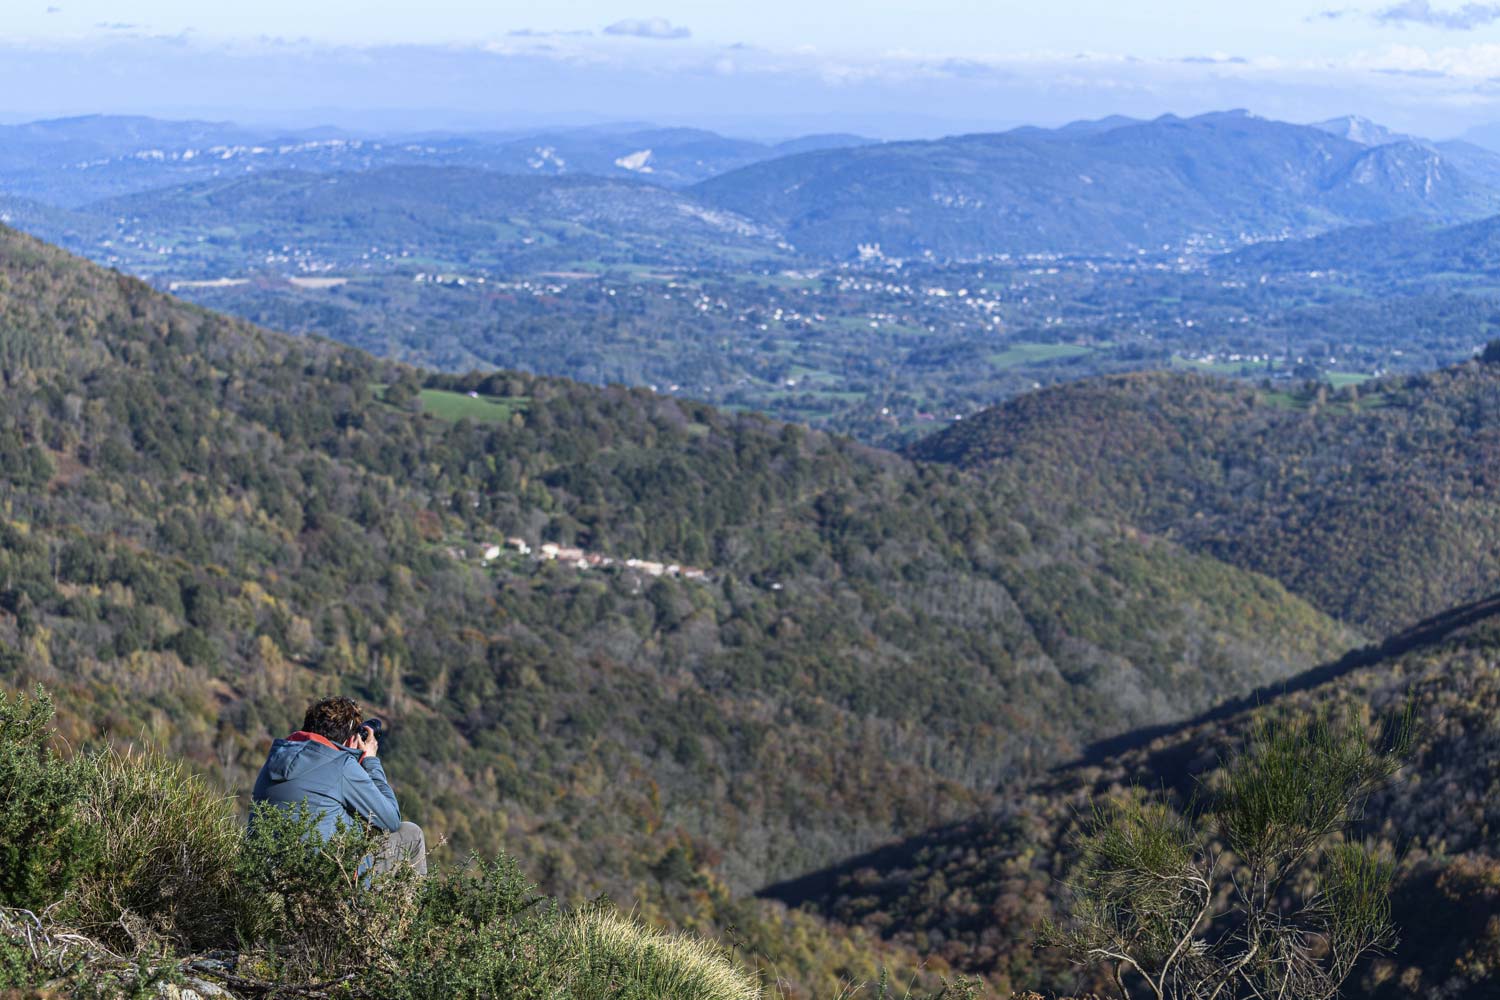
[301,696,362,744]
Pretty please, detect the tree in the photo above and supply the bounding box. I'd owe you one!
[1041,704,1414,1000]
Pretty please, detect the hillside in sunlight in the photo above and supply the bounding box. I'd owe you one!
[909,365,1500,633]
[0,225,1357,994]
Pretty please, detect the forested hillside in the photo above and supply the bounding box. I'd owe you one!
[1225,211,1500,285]
[0,225,1353,992]
[909,366,1500,632]
[769,591,1500,999]
[26,166,789,277]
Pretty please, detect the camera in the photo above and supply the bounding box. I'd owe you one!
[360,717,387,742]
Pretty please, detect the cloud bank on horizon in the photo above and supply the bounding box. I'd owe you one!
[4,2,1500,138]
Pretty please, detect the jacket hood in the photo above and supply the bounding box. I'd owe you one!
[263,733,359,782]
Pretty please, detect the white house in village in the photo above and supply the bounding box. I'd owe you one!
[625,558,666,577]
[489,535,708,583]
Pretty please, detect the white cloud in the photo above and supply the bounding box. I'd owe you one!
[1374,1,1500,30]
[11,29,1500,138]
[1348,41,1500,76]
[509,28,593,38]
[603,18,690,40]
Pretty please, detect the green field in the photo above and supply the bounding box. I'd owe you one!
[375,384,530,423]
[418,389,529,422]
[1262,386,1388,414]
[1169,355,1268,376]
[988,342,1094,368]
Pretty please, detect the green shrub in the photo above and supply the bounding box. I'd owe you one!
[234,802,388,981]
[0,687,99,910]
[0,928,41,990]
[1041,704,1412,1000]
[378,854,572,1000]
[235,817,762,1000]
[870,970,986,1000]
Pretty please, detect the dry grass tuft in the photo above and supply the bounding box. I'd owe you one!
[66,747,244,953]
[565,908,763,1000]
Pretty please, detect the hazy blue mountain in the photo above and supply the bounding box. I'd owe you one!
[1311,114,1419,147]
[41,165,789,276]
[1319,141,1486,219]
[442,126,874,186]
[770,132,878,155]
[0,115,429,206]
[0,113,268,164]
[1310,114,1500,192]
[0,192,93,236]
[1460,120,1500,154]
[0,113,877,206]
[1429,140,1500,191]
[1008,113,1142,139]
[16,110,1499,267]
[692,110,1500,260]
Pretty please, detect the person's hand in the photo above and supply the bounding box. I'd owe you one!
[349,726,379,759]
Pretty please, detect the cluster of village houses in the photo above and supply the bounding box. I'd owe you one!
[480,537,710,581]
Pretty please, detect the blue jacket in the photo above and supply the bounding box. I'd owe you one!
[250,732,402,839]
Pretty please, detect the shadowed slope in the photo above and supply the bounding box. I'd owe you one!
[763,594,1500,998]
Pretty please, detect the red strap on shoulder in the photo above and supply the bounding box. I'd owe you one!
[286,731,367,762]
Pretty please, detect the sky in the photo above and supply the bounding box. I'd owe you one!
[6,1,1500,138]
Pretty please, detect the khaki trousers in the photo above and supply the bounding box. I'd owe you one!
[371,821,428,876]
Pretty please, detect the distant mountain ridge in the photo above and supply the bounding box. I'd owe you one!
[11,165,792,276]
[0,113,879,205]
[9,110,1500,266]
[694,110,1500,259]
[1312,114,1420,147]
[1312,113,1500,191]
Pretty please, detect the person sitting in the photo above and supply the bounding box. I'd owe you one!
[250,695,427,876]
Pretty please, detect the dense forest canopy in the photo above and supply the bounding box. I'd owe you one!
[0,224,1363,994]
[909,366,1500,633]
[8,205,1500,995]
